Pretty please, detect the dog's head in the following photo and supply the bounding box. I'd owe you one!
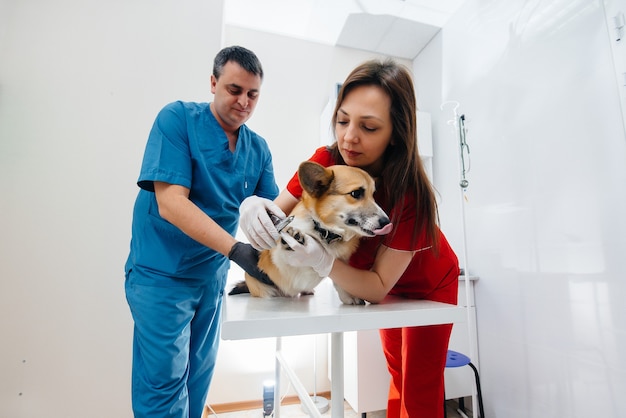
[298,161,392,239]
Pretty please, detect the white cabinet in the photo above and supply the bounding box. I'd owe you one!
[342,329,390,413]
[342,277,479,413]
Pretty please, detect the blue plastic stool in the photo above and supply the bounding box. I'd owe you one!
[445,350,485,417]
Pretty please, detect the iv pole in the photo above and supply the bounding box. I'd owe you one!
[441,101,478,418]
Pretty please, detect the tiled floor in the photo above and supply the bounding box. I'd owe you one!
[209,399,472,418]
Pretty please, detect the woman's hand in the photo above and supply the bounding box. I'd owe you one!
[280,233,335,278]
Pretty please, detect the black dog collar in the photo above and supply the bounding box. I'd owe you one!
[312,220,342,244]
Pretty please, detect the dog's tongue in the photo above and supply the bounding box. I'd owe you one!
[373,223,393,236]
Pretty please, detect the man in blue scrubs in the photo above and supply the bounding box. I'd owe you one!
[125,46,284,418]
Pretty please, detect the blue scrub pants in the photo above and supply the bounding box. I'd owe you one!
[125,268,226,418]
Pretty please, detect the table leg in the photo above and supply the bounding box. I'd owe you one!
[275,337,281,418]
[330,332,344,418]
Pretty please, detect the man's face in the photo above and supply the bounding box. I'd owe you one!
[210,61,262,133]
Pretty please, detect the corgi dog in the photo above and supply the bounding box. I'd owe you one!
[229,161,392,305]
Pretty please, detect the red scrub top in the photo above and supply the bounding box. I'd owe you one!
[286,147,459,305]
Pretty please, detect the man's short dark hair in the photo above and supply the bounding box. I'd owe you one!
[213,45,263,80]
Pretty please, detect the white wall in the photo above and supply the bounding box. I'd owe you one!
[0,1,222,417]
[416,0,626,416]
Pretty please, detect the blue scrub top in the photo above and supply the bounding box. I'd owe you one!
[125,101,279,281]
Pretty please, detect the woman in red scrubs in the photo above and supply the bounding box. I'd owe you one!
[240,59,459,417]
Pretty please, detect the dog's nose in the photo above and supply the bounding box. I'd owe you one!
[373,217,393,236]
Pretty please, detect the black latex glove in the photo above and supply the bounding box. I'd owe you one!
[228,242,274,285]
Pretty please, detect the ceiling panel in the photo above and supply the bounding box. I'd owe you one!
[225,0,464,59]
[336,13,440,59]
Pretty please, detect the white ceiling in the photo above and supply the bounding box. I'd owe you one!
[224,0,466,59]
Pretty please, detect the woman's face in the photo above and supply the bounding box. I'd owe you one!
[335,85,393,176]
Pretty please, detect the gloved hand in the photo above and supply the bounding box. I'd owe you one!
[228,242,273,284]
[279,232,335,278]
[239,196,286,250]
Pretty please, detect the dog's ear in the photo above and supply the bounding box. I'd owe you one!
[298,161,335,198]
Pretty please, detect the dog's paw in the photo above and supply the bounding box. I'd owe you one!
[280,226,306,250]
[335,286,365,305]
[341,295,366,305]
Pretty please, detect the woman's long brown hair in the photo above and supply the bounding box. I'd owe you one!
[329,59,439,250]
